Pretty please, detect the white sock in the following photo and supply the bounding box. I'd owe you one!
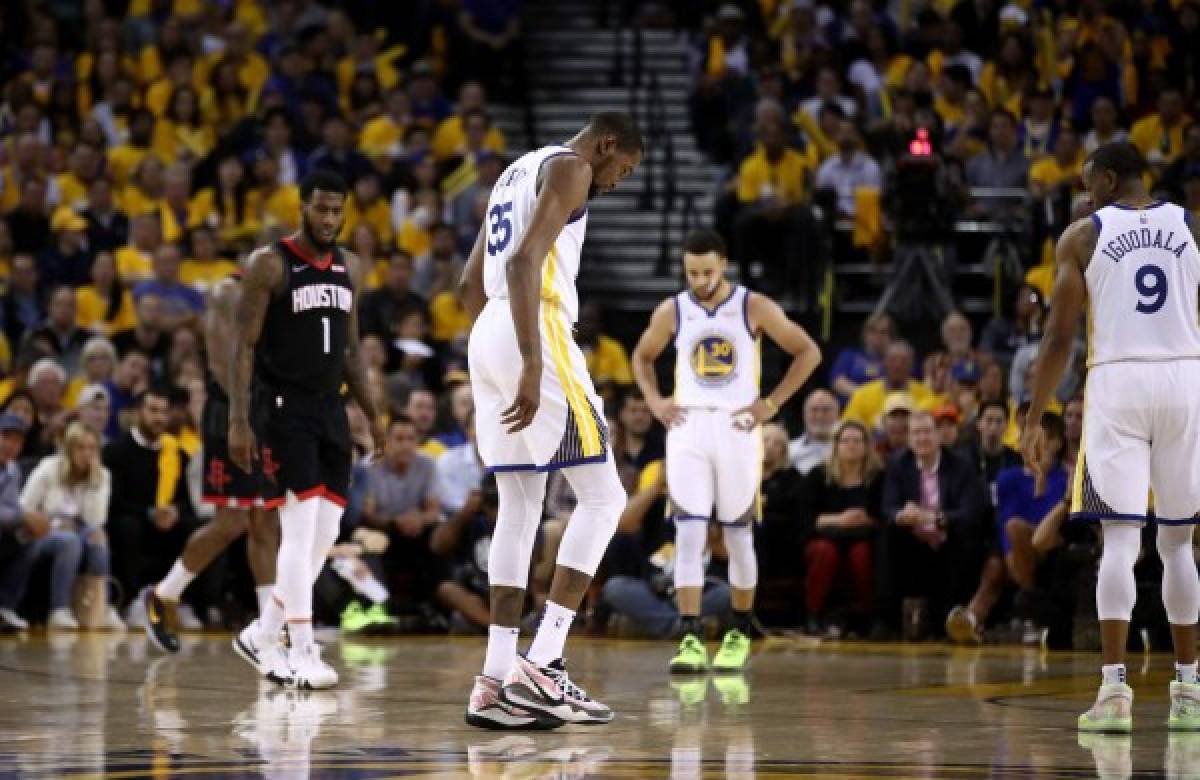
[1177,661,1198,684]
[259,592,286,641]
[288,619,314,652]
[1102,663,1126,685]
[526,601,575,667]
[483,625,519,680]
[255,586,274,616]
[155,560,196,602]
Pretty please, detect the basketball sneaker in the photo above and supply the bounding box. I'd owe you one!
[945,606,982,645]
[669,634,708,674]
[712,629,751,672]
[1078,682,1134,732]
[1170,681,1200,731]
[141,587,180,653]
[233,620,294,688]
[465,675,564,730]
[502,656,614,724]
[288,642,338,690]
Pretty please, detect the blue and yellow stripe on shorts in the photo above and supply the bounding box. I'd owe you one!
[541,247,605,464]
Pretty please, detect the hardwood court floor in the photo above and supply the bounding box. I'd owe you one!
[0,632,1191,778]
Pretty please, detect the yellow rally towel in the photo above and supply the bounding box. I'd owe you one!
[852,187,882,249]
[707,36,726,79]
[156,434,182,508]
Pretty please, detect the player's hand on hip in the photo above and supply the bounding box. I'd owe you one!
[228,418,258,473]
[732,399,775,431]
[650,397,686,428]
[502,361,541,433]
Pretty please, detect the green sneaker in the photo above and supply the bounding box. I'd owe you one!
[670,678,708,707]
[712,629,751,672]
[340,602,372,633]
[364,603,397,628]
[1078,682,1133,733]
[669,634,708,674]
[1170,682,1200,730]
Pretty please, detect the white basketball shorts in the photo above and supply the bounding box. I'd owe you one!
[666,406,762,526]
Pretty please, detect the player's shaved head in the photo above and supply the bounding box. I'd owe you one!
[1083,141,1148,208]
[585,111,643,154]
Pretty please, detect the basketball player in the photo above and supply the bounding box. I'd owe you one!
[1023,142,1200,732]
[458,112,642,729]
[141,268,280,654]
[227,170,385,690]
[631,228,820,674]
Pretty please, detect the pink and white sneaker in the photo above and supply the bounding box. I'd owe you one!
[501,656,614,725]
[465,675,563,730]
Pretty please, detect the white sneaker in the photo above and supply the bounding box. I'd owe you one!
[175,604,204,630]
[102,606,126,631]
[125,595,148,629]
[501,656,614,724]
[48,608,80,630]
[288,643,338,690]
[1079,682,1134,732]
[233,621,294,687]
[0,607,29,630]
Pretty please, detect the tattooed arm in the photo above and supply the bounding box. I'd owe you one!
[341,249,386,459]
[227,246,282,473]
[206,276,241,395]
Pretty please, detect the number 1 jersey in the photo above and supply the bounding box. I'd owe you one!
[255,237,353,395]
[483,145,589,325]
[1086,202,1200,367]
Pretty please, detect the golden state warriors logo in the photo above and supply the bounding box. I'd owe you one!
[690,333,737,386]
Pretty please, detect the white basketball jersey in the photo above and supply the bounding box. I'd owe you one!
[673,285,760,409]
[1086,202,1200,367]
[482,145,589,324]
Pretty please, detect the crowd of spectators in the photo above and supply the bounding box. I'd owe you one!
[0,0,1187,651]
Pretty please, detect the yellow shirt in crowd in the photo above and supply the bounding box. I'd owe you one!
[842,379,934,427]
[115,246,154,283]
[583,335,634,386]
[1130,114,1191,164]
[76,286,138,335]
[735,145,812,206]
[430,115,507,161]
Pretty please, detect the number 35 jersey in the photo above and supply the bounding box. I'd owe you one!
[1087,202,1200,367]
[483,145,588,324]
[673,286,760,410]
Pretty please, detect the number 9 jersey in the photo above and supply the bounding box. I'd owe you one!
[1085,202,1200,367]
[483,145,589,325]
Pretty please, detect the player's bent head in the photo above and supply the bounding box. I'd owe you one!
[681,228,728,301]
[584,111,643,198]
[1083,141,1147,207]
[299,169,348,248]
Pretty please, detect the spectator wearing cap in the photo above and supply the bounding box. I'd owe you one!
[790,388,838,474]
[875,392,913,459]
[21,286,89,377]
[1130,86,1191,170]
[1156,124,1200,203]
[843,340,931,428]
[877,410,988,637]
[133,245,204,329]
[1,255,43,351]
[7,422,122,631]
[75,384,112,442]
[829,313,893,402]
[40,208,93,289]
[435,408,484,515]
[0,414,28,630]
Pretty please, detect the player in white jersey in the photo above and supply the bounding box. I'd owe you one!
[458,113,643,730]
[632,229,821,674]
[1024,142,1200,733]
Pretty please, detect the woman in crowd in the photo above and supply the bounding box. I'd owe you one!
[802,419,883,636]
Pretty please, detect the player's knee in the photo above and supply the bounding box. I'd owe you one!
[673,520,707,589]
[213,509,249,541]
[723,524,757,590]
[1157,524,1194,557]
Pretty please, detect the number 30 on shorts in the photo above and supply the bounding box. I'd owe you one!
[487,201,514,255]
[1135,263,1167,314]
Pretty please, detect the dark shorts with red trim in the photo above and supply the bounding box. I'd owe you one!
[201,381,264,508]
[252,380,351,509]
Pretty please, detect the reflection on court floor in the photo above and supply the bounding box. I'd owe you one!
[0,633,1193,778]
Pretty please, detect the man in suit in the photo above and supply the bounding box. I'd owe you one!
[877,410,988,638]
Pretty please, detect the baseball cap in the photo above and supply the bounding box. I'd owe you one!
[0,414,28,434]
[932,404,961,424]
[881,392,915,417]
